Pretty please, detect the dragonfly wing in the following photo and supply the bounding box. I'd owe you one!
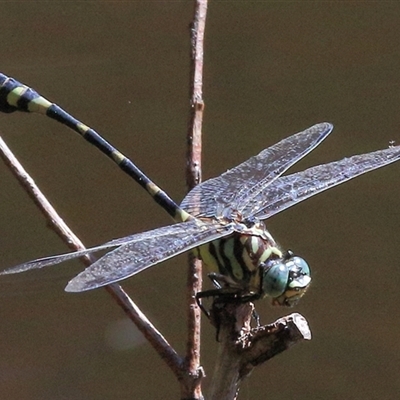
[65,219,234,292]
[1,241,125,275]
[246,144,400,220]
[1,219,227,275]
[180,123,333,218]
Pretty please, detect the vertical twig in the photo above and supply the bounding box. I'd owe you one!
[184,1,208,399]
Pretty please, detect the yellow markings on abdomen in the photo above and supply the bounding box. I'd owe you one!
[27,95,52,114]
[6,86,52,114]
[146,181,160,197]
[109,149,126,165]
[6,86,28,108]
[76,122,91,136]
[175,208,192,223]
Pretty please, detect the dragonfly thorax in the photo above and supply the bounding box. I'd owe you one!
[197,225,283,296]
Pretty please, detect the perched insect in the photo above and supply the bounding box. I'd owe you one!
[1,73,400,307]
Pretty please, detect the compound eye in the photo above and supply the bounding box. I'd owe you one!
[286,256,310,280]
[262,262,289,298]
[267,255,312,307]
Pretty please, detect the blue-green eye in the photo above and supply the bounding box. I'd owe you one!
[286,256,311,286]
[262,263,289,298]
[262,254,311,306]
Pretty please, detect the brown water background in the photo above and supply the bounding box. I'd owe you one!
[0,2,400,399]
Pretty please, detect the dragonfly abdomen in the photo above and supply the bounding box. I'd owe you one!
[198,233,282,293]
[0,73,188,222]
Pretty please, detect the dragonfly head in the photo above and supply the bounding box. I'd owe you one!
[261,251,311,307]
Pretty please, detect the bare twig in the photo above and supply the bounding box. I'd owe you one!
[186,0,207,190]
[0,134,184,378]
[184,0,208,399]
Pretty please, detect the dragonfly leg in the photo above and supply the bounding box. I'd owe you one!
[196,290,261,341]
[207,272,238,290]
[195,272,243,319]
[252,308,261,327]
[195,286,242,320]
[195,293,212,319]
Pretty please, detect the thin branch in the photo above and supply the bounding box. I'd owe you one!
[0,134,184,378]
[187,0,207,190]
[184,0,208,399]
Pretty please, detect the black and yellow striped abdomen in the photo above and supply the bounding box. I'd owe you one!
[0,73,189,223]
[198,233,282,294]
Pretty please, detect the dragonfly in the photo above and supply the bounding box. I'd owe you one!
[1,73,400,307]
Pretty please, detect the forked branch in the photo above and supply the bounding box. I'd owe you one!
[208,303,311,400]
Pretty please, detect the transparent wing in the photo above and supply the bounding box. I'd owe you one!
[180,122,333,219]
[1,239,125,275]
[241,144,400,220]
[1,219,231,276]
[2,227,195,275]
[65,219,234,292]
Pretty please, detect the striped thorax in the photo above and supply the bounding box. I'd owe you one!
[197,217,311,306]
